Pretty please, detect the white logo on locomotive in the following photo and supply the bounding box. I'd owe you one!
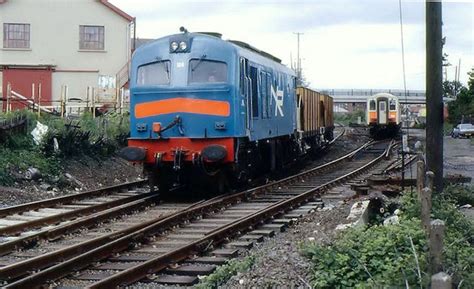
[271,85,284,117]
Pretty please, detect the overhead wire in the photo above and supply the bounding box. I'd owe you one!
[398,0,413,179]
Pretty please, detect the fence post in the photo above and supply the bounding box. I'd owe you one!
[431,272,452,289]
[65,85,69,118]
[420,187,432,233]
[92,87,96,118]
[426,171,435,191]
[86,86,90,114]
[6,82,12,113]
[31,83,35,112]
[60,85,64,118]
[429,219,445,274]
[38,83,42,118]
[115,87,119,111]
[417,160,425,194]
[119,87,124,115]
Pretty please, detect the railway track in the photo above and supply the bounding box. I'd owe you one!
[0,180,152,253]
[0,128,346,258]
[0,138,393,288]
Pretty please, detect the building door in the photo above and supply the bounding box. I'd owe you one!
[2,67,52,111]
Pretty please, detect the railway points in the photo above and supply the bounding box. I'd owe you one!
[0,138,398,288]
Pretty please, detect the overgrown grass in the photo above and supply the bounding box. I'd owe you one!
[444,122,454,136]
[196,255,256,289]
[334,111,366,126]
[301,185,474,288]
[0,110,129,186]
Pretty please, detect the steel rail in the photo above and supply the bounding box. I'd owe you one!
[4,140,383,288]
[88,140,392,288]
[0,194,160,256]
[0,179,147,218]
[328,126,345,145]
[0,199,205,282]
[0,189,152,236]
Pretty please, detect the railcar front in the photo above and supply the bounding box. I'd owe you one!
[367,93,400,139]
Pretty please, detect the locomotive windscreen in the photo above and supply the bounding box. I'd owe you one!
[137,61,171,86]
[189,60,227,83]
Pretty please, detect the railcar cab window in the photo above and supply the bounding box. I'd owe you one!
[189,59,227,83]
[137,61,171,86]
[369,100,376,110]
[389,99,396,110]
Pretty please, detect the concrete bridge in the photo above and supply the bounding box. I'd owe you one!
[317,89,430,104]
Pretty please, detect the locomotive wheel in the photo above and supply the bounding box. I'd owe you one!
[211,171,229,194]
[146,167,170,194]
[147,169,159,193]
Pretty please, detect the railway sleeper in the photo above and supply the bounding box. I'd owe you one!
[2,140,390,288]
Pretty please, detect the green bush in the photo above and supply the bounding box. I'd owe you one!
[334,110,366,125]
[302,187,474,288]
[302,218,428,288]
[0,143,61,186]
[196,255,255,289]
[440,185,474,206]
[401,189,474,285]
[0,110,129,186]
[41,112,129,158]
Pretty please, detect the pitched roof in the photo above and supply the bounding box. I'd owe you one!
[0,0,134,22]
[99,0,134,22]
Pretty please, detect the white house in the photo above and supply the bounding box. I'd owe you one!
[0,0,134,110]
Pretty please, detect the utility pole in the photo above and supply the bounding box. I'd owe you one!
[426,0,444,192]
[293,32,303,81]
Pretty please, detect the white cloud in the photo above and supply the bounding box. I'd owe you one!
[111,0,473,90]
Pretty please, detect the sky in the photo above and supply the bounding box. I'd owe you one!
[110,0,473,90]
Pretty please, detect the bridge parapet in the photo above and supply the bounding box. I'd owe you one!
[318,89,426,98]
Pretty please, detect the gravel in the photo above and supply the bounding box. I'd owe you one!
[225,197,356,288]
[0,156,143,208]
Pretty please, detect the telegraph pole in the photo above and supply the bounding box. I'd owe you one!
[294,32,303,80]
[426,0,444,192]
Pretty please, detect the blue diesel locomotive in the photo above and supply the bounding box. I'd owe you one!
[121,30,333,192]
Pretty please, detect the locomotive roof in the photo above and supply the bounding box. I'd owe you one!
[135,32,294,75]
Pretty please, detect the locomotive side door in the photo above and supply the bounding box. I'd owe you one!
[240,57,251,132]
[378,99,388,125]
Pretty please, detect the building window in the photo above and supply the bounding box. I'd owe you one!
[79,25,104,50]
[3,23,30,49]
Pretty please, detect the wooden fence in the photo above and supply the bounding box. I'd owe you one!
[416,160,452,289]
[2,82,129,118]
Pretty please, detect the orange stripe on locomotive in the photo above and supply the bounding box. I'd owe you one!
[134,97,231,118]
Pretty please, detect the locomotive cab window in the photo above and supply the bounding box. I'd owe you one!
[389,99,396,110]
[189,59,227,83]
[369,100,376,110]
[260,71,268,118]
[137,61,171,86]
[239,58,245,95]
[250,66,259,118]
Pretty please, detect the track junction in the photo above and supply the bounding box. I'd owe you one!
[0,134,401,288]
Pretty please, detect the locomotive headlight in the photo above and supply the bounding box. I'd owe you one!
[179,41,187,51]
[170,41,178,51]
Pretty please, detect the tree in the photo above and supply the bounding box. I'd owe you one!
[297,72,311,88]
[447,68,474,124]
[443,80,463,98]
